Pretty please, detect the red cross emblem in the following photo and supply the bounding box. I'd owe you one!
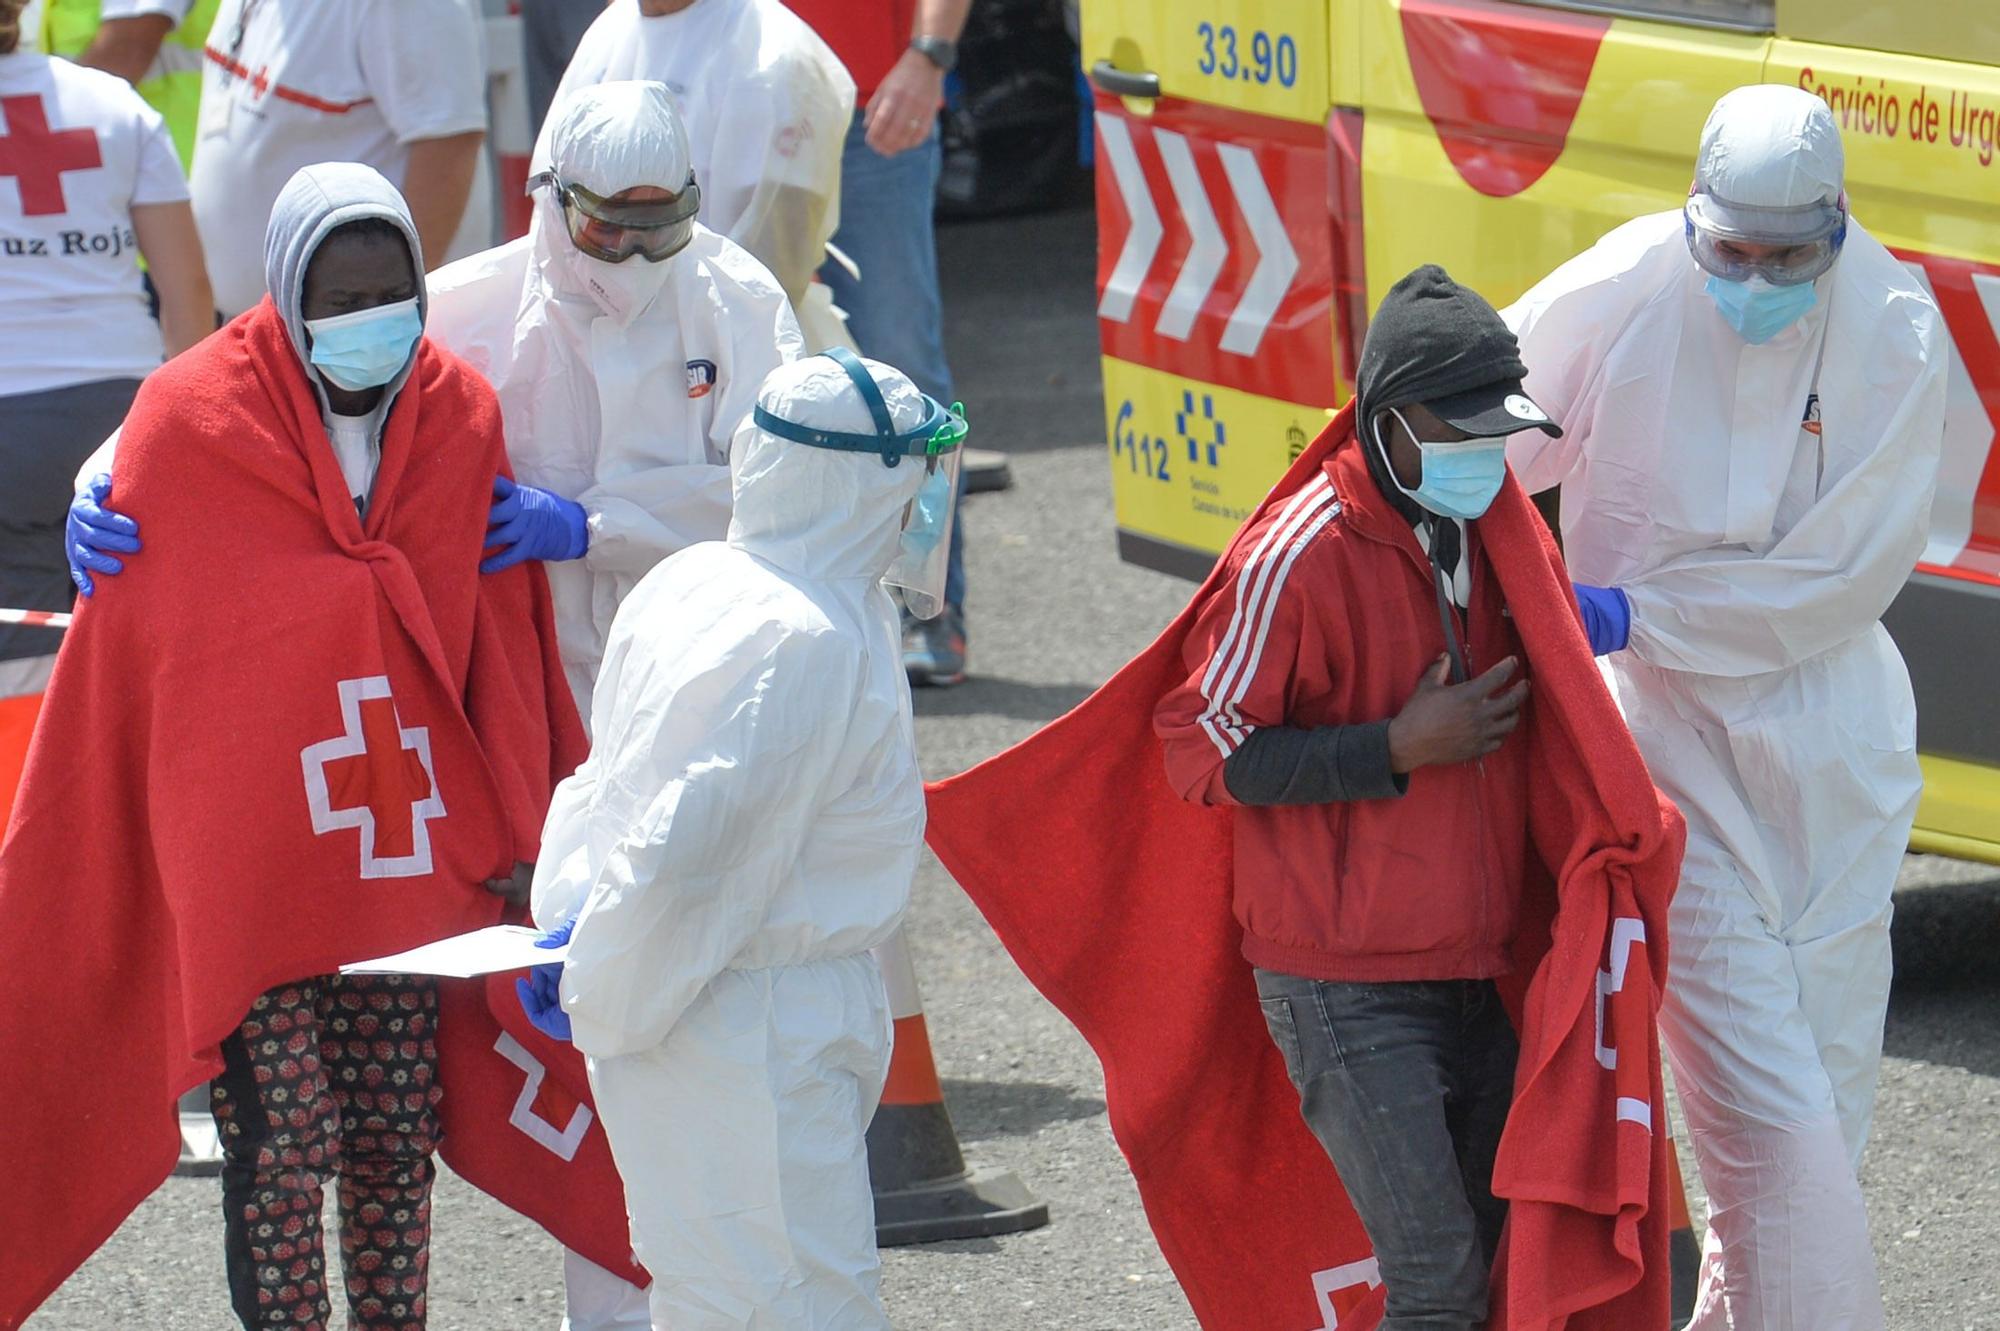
[494,1032,595,1161]
[300,677,446,879]
[0,94,105,218]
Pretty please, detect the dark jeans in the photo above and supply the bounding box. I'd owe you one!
[1255,971,1520,1331]
[0,378,142,672]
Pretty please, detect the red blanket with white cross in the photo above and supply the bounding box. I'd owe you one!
[0,301,642,1328]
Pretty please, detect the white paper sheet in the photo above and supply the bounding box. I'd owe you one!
[339,925,569,978]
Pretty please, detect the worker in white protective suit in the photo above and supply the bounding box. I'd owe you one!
[432,79,804,1329]
[1502,85,1946,1330]
[426,79,803,718]
[514,350,967,1330]
[542,0,856,350]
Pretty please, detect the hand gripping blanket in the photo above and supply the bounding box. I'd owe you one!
[0,301,641,1326]
[924,407,1685,1330]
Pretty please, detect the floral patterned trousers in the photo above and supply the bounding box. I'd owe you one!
[209,973,442,1330]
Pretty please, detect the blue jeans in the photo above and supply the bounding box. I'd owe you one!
[1254,972,1519,1331]
[820,113,966,613]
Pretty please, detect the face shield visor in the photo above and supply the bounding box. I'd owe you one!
[528,170,701,263]
[1684,187,1847,287]
[752,347,968,620]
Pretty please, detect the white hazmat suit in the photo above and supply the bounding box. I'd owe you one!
[542,0,855,349]
[531,354,932,1330]
[430,82,802,1328]
[1503,87,1946,1331]
[427,81,803,719]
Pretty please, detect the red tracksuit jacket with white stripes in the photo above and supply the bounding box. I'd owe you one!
[1154,436,1532,983]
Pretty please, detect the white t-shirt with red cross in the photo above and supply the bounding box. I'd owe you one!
[190,0,490,316]
[0,51,188,399]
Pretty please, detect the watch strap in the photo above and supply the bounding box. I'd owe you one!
[910,34,957,72]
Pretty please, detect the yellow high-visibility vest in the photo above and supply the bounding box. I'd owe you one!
[42,0,220,170]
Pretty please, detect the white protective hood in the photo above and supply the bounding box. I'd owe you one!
[539,0,854,313]
[425,82,803,718]
[726,354,932,583]
[1687,85,1844,243]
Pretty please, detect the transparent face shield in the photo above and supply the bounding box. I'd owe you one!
[527,170,702,263]
[1684,188,1846,286]
[751,348,968,620]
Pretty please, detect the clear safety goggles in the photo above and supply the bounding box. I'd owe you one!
[753,347,969,619]
[1684,189,1846,287]
[528,170,701,263]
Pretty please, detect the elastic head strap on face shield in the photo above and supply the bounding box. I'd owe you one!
[752,347,968,470]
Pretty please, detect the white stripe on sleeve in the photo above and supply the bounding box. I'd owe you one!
[1194,478,1340,758]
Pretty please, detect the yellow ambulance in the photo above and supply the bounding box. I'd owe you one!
[1085,0,2000,862]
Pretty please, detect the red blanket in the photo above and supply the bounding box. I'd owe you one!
[924,407,1684,1330]
[0,302,639,1327]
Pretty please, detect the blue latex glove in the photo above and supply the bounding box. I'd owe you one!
[1573,583,1632,656]
[67,473,142,596]
[483,475,588,574]
[513,918,576,1042]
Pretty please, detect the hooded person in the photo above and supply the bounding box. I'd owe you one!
[512,351,964,1331]
[0,162,597,1329]
[1501,85,1946,1330]
[920,268,1684,1331]
[539,0,857,350]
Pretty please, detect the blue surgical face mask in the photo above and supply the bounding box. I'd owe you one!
[1705,274,1817,345]
[305,296,423,392]
[1377,408,1509,520]
[900,464,954,564]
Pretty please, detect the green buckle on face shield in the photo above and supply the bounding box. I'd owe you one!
[752,347,968,470]
[928,403,969,460]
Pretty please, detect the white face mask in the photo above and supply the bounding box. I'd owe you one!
[539,192,675,323]
[555,238,675,324]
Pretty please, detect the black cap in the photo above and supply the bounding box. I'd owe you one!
[1355,264,1561,441]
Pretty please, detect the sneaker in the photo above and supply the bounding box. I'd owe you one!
[903,604,968,687]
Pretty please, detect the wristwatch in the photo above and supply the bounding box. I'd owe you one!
[910,35,958,72]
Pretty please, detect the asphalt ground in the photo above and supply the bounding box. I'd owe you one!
[27,204,2000,1330]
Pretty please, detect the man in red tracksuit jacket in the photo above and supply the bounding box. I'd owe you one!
[1156,265,1564,1330]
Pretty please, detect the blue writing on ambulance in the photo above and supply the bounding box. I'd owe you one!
[1112,399,1173,483]
[1195,22,1298,89]
[1176,390,1227,469]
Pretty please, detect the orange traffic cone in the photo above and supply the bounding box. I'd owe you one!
[1668,1138,1699,1327]
[867,928,1049,1244]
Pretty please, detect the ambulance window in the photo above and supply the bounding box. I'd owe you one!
[1518,0,1773,32]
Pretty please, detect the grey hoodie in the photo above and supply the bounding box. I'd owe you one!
[261,162,428,421]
